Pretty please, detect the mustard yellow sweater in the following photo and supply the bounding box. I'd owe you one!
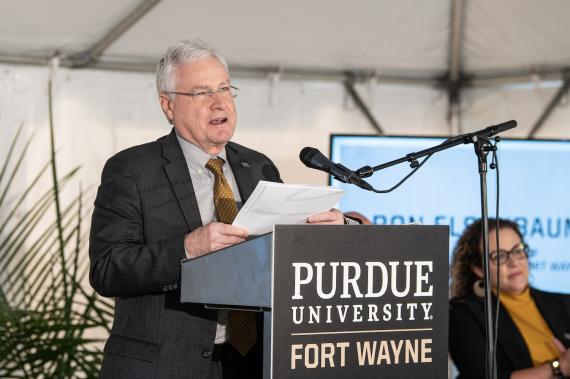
[500,286,559,365]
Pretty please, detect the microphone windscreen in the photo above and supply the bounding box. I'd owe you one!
[299,147,319,166]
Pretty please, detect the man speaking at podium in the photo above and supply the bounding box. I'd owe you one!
[89,39,346,379]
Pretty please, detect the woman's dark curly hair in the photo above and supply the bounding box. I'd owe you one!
[450,218,525,299]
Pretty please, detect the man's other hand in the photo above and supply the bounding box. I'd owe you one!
[184,222,248,259]
[306,208,345,225]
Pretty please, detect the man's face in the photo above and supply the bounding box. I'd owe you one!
[160,57,237,155]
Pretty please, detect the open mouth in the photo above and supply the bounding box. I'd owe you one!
[209,117,228,125]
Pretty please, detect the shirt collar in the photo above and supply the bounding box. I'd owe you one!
[175,131,228,168]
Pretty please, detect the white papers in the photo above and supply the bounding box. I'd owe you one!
[232,181,345,235]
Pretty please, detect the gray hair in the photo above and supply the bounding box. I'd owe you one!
[156,39,228,97]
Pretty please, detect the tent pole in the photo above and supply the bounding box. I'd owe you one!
[446,0,465,135]
[528,73,570,138]
[343,74,384,134]
[69,0,162,68]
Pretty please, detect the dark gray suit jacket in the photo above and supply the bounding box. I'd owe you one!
[89,129,281,378]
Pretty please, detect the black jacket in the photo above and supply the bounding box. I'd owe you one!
[449,287,570,379]
[89,129,281,378]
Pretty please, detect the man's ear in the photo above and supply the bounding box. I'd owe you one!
[472,265,484,279]
[159,93,174,124]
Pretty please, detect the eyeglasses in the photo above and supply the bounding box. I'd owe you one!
[166,85,239,103]
[489,243,528,265]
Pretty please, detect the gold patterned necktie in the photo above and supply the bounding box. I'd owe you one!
[205,158,257,356]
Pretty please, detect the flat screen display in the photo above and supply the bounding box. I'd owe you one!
[330,135,570,294]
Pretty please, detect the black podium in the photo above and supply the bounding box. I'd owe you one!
[181,224,449,378]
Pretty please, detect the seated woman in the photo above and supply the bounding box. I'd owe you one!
[449,218,570,379]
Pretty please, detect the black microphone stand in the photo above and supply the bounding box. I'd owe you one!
[352,120,516,379]
[474,135,497,379]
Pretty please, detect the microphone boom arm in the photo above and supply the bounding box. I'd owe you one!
[355,120,516,178]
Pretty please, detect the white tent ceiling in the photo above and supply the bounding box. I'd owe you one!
[1,0,569,139]
[2,0,569,83]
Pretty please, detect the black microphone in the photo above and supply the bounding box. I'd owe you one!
[470,120,517,139]
[299,147,374,191]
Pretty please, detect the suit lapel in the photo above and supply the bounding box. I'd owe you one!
[162,130,203,231]
[532,288,570,347]
[226,143,257,203]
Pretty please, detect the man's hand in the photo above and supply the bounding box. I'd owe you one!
[306,208,345,225]
[184,222,249,259]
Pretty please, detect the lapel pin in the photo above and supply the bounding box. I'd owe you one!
[240,162,250,168]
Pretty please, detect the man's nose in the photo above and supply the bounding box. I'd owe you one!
[209,93,227,109]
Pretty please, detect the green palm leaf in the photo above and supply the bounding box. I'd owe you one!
[0,79,113,377]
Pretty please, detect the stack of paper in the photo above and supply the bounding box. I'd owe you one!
[232,181,345,235]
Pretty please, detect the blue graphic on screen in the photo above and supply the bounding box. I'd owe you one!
[330,136,570,294]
